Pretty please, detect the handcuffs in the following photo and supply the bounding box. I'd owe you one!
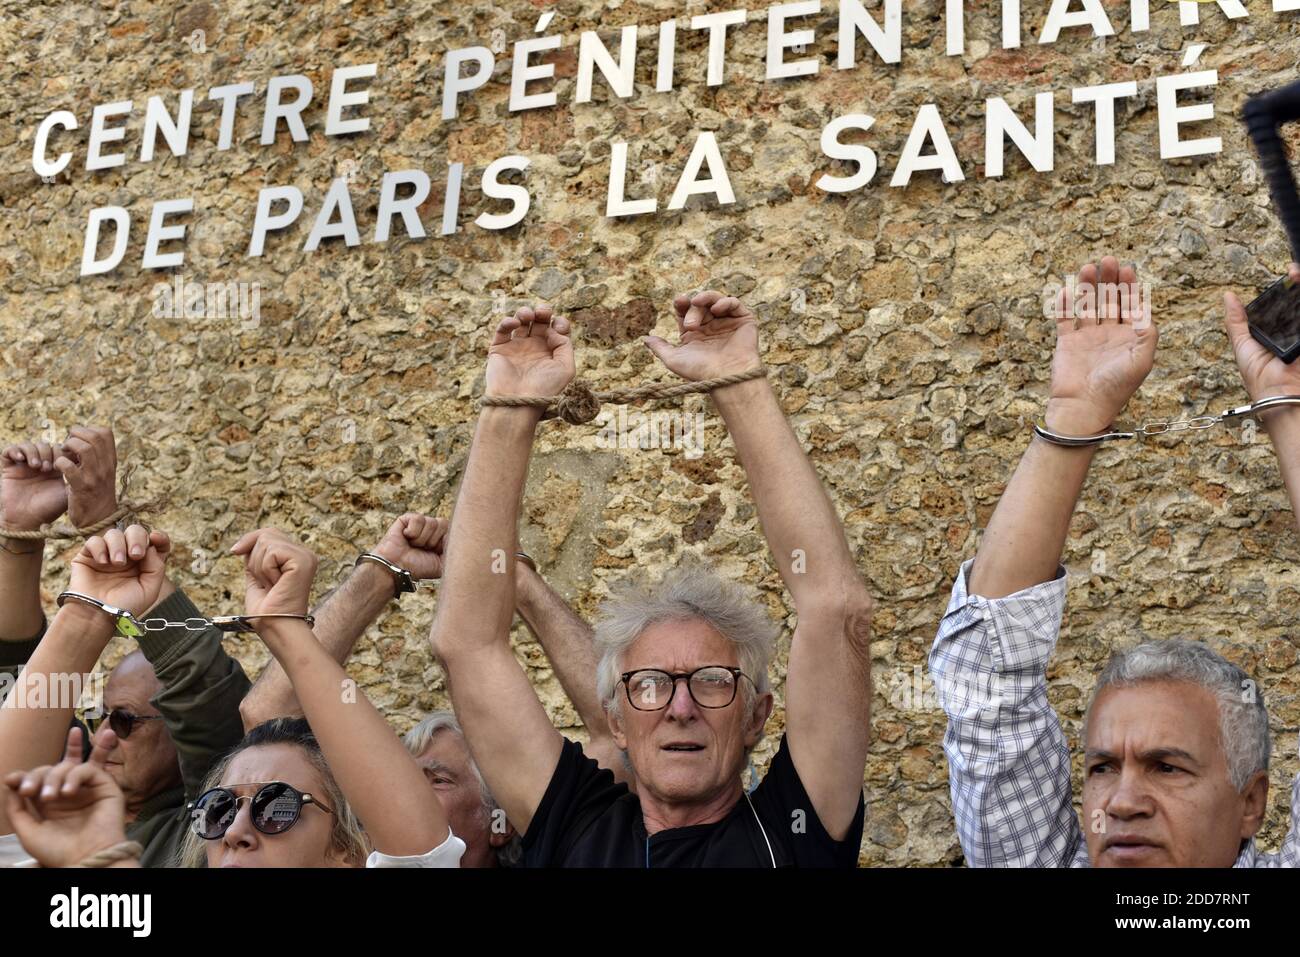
[56,591,314,637]
[354,550,537,599]
[1033,395,1300,447]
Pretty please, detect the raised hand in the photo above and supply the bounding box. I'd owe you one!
[372,513,449,580]
[1224,263,1300,402]
[643,290,761,382]
[3,726,130,868]
[230,527,319,621]
[485,305,575,398]
[1046,256,1159,436]
[55,426,118,529]
[1,440,68,532]
[68,525,171,616]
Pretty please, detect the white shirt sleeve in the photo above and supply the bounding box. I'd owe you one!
[0,832,36,868]
[365,829,466,868]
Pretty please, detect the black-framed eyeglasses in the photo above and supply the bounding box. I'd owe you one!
[619,665,753,712]
[87,708,164,740]
[188,782,335,840]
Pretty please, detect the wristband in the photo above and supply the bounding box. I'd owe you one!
[515,551,537,573]
[356,552,417,599]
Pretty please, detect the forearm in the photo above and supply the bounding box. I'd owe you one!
[1262,408,1300,525]
[239,564,393,729]
[265,621,449,856]
[711,378,865,608]
[0,604,112,833]
[514,566,605,737]
[967,436,1096,599]
[0,541,44,641]
[432,408,540,659]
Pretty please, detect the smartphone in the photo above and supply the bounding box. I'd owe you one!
[1247,273,1300,363]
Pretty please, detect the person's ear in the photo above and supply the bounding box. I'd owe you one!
[606,704,628,750]
[488,819,517,849]
[327,841,355,868]
[606,703,628,751]
[744,692,774,748]
[1239,770,1269,840]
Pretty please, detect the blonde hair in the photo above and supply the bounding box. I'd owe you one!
[177,717,368,868]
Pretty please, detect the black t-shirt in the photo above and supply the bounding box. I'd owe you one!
[522,732,864,867]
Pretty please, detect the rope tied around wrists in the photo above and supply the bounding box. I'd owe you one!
[0,464,161,542]
[71,840,143,868]
[480,366,768,424]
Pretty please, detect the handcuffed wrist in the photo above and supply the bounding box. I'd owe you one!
[1032,421,1126,448]
[356,552,417,599]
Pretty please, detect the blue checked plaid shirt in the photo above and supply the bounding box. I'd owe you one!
[929,558,1300,868]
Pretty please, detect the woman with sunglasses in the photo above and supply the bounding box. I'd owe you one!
[181,527,463,867]
[180,717,367,866]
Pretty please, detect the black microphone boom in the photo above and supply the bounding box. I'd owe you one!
[1244,76,1300,266]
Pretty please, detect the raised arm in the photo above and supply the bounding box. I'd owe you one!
[968,257,1157,598]
[930,255,1157,867]
[644,291,874,840]
[514,561,629,782]
[929,558,1085,866]
[233,527,454,859]
[0,426,118,660]
[1224,263,1300,524]
[139,584,250,801]
[0,525,170,834]
[0,441,67,647]
[428,305,573,836]
[239,513,448,730]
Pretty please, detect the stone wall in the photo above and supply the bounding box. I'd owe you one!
[2,0,1300,865]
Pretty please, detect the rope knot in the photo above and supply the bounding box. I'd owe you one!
[549,380,602,425]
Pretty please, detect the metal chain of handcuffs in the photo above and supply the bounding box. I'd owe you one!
[54,549,539,638]
[1033,394,1300,447]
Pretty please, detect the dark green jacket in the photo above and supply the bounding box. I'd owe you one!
[0,626,43,681]
[128,588,250,866]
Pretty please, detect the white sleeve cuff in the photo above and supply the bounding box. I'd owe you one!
[366,829,466,868]
[0,832,36,868]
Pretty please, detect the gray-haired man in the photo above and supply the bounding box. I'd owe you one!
[430,292,873,867]
[931,256,1300,867]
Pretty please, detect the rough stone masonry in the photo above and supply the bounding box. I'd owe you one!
[2,0,1299,866]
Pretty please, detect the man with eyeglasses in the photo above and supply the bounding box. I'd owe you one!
[0,427,249,867]
[430,292,873,867]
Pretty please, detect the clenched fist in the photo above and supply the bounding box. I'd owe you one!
[373,513,449,581]
[69,525,171,616]
[230,527,319,621]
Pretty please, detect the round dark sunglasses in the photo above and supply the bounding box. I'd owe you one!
[87,707,164,739]
[188,782,334,840]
